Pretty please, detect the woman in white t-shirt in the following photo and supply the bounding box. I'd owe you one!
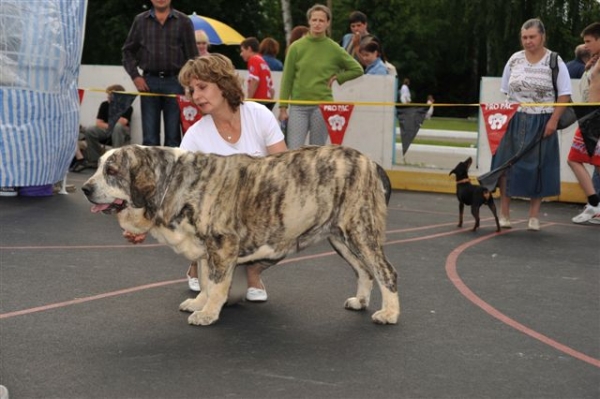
[179,54,287,301]
[492,18,571,231]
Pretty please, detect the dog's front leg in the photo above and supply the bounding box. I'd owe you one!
[179,258,210,313]
[458,202,465,227]
[187,236,238,326]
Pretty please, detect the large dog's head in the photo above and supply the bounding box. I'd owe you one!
[82,145,186,220]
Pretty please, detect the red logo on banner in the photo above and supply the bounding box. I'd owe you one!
[481,102,518,155]
[319,104,354,145]
[78,89,84,104]
[177,95,202,134]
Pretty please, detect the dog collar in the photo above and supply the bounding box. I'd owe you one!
[455,178,471,184]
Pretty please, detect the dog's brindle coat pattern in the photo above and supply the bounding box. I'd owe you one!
[82,145,399,326]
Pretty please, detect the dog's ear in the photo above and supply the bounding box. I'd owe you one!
[129,147,158,213]
[449,167,456,176]
[466,157,473,168]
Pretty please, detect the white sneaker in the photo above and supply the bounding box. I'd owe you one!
[588,215,600,224]
[246,287,268,302]
[499,216,512,229]
[528,217,540,231]
[572,204,600,224]
[187,273,200,292]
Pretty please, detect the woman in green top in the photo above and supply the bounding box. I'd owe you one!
[278,4,364,149]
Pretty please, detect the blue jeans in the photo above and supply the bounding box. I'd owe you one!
[141,75,184,147]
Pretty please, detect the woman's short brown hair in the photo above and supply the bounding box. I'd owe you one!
[259,37,280,57]
[178,54,244,111]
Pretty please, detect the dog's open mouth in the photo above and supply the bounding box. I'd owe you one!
[90,199,128,214]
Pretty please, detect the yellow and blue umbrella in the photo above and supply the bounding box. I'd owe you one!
[188,13,245,45]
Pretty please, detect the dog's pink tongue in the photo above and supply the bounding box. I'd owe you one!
[91,204,111,213]
[90,199,124,213]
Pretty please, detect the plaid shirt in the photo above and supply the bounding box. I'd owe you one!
[122,7,198,79]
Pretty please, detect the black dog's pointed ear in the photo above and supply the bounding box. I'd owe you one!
[449,168,456,176]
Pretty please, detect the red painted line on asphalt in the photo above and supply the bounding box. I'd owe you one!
[4,219,597,369]
[445,223,600,368]
[0,279,185,320]
[0,243,165,250]
[0,224,463,319]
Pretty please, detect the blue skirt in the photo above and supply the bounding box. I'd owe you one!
[491,112,560,198]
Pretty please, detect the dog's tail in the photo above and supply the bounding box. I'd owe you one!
[376,164,392,205]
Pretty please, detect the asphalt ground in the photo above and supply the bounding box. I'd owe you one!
[1,170,599,399]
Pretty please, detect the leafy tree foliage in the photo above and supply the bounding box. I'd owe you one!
[82,0,600,116]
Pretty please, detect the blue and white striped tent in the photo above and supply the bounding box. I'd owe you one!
[0,0,87,187]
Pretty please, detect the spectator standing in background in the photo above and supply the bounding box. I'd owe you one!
[490,18,571,231]
[566,22,600,224]
[566,44,591,79]
[122,0,198,147]
[195,30,211,56]
[341,11,379,67]
[425,94,435,119]
[359,41,388,75]
[278,4,363,149]
[399,78,411,103]
[240,37,276,110]
[287,25,309,52]
[259,37,283,71]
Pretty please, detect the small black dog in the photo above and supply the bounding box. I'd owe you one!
[449,157,500,232]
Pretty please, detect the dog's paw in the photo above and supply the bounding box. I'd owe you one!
[344,297,367,311]
[179,297,205,313]
[188,310,219,326]
[371,309,399,325]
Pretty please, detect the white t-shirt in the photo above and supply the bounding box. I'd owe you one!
[180,101,284,157]
[500,50,571,114]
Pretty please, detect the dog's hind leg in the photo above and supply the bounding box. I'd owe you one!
[470,204,481,231]
[329,236,373,310]
[330,235,400,325]
[366,252,400,325]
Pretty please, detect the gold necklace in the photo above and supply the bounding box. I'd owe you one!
[216,114,238,142]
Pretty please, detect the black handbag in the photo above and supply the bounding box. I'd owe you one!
[550,51,577,130]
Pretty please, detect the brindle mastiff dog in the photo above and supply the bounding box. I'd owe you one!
[82,144,400,326]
